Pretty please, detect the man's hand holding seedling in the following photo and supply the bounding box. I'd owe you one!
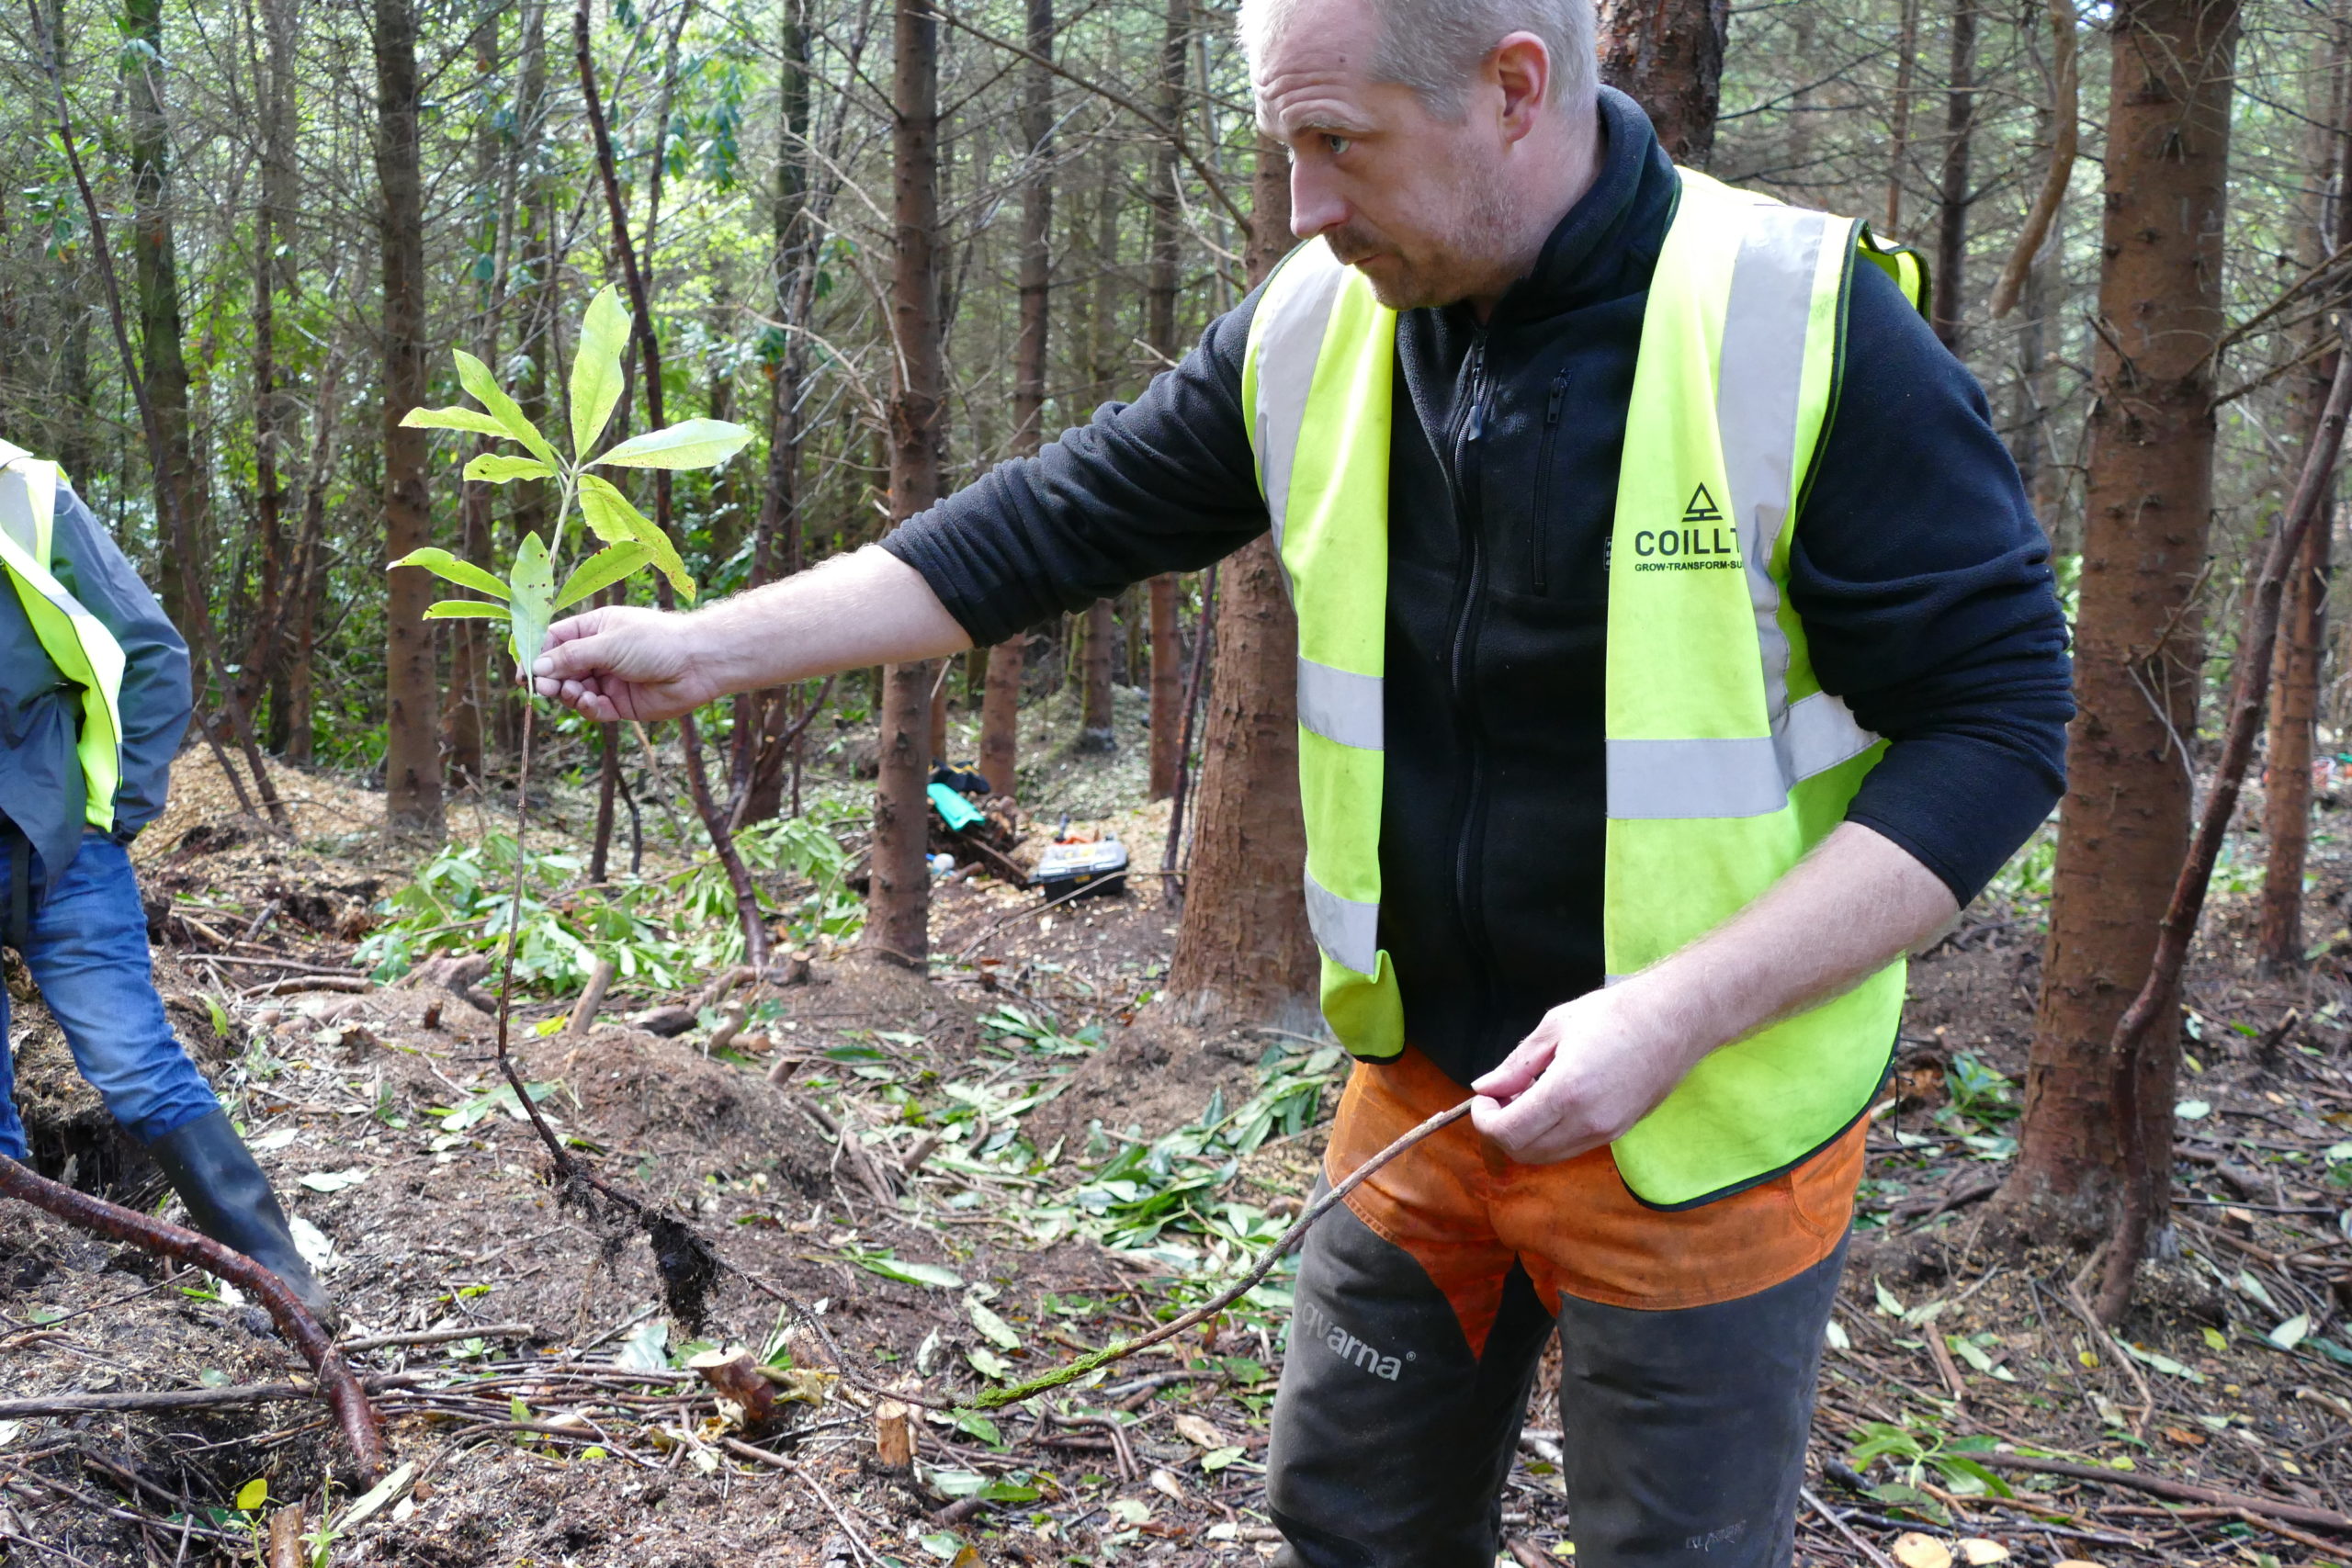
[531,546,970,724]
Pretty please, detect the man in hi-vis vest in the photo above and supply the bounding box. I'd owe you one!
[532,0,2070,1555]
[0,444,333,1325]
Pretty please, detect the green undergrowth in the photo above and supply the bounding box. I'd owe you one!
[355,805,864,991]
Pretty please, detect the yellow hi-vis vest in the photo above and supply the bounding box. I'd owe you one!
[1241,169,1928,1207]
[0,440,127,835]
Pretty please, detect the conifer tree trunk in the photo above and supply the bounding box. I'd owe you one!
[1144,0,1189,798]
[2259,20,2349,972]
[740,0,816,825]
[376,0,444,836]
[1887,0,1921,235]
[1597,0,1731,164]
[445,11,504,789]
[1932,0,1978,349]
[1162,139,1317,1030]
[249,0,300,746]
[871,0,943,964]
[978,0,1055,804]
[2001,0,2241,1239]
[122,0,209,637]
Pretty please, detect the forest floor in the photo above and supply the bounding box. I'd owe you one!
[6,699,2352,1567]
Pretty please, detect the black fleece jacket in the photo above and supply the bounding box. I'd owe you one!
[884,88,2073,1090]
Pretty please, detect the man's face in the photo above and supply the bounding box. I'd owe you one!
[1254,0,1522,310]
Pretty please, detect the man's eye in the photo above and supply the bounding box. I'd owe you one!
[1325,133,1351,155]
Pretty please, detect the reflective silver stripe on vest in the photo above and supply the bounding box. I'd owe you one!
[1253,251,1351,552]
[1609,690,1879,819]
[1605,205,1879,823]
[1719,205,1821,728]
[1296,656,1383,750]
[1304,867,1380,976]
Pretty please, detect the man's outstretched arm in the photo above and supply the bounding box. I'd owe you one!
[532,546,970,723]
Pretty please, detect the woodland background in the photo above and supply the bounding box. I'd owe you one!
[5,0,2352,1560]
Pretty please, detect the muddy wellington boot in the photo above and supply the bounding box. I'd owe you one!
[145,1110,336,1329]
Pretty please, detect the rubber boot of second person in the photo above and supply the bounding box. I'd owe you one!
[146,1110,336,1329]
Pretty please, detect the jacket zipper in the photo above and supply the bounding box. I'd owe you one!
[1532,367,1569,593]
[1445,336,1496,1039]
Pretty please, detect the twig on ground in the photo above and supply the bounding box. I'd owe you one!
[1975,1453,2352,1532]
[967,1100,1473,1411]
[1802,1486,1897,1568]
[341,1323,537,1352]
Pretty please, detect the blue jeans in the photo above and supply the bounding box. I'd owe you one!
[0,829,221,1158]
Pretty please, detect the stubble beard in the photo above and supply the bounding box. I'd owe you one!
[1337,163,1524,310]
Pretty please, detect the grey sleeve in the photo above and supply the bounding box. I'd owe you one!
[51,487,191,835]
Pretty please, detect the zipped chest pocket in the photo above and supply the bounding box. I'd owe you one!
[1532,365,1570,594]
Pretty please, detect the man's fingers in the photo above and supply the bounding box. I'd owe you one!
[533,628,611,682]
[1470,1034,1555,1103]
[541,609,606,649]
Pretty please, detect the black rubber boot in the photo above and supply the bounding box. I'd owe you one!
[145,1111,336,1330]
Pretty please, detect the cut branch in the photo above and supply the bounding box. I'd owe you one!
[0,1155,383,1477]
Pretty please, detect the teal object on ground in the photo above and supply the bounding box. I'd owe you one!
[927,781,983,831]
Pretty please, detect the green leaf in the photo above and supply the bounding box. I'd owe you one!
[507,530,557,679]
[463,453,556,485]
[555,542,653,611]
[571,286,631,457]
[967,1297,1021,1350]
[235,1478,268,1512]
[2270,1313,2312,1350]
[454,349,560,469]
[424,600,514,621]
[842,1249,962,1290]
[967,1345,1012,1381]
[401,405,514,438]
[389,547,512,599]
[577,475,696,603]
[592,418,754,471]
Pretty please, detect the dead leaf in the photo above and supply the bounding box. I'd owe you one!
[1957,1541,2010,1565]
[2160,1425,2205,1447]
[1148,1468,1186,1503]
[2051,1561,2103,1568]
[1891,1533,1953,1568]
[1172,1414,1228,1449]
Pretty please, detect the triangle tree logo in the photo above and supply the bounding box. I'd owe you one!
[1682,483,1723,524]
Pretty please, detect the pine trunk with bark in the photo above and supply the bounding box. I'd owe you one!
[376,0,443,836]
[445,13,504,789]
[122,0,209,638]
[2259,25,2349,972]
[1932,0,1978,349]
[2000,0,2241,1240]
[1597,0,1732,166]
[247,0,300,746]
[1161,138,1318,1031]
[1887,0,1922,236]
[978,0,1055,804]
[871,0,944,965]
[1144,0,1189,798]
[738,0,816,827]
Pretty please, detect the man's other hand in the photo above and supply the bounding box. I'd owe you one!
[1468,987,1691,1165]
[532,606,717,723]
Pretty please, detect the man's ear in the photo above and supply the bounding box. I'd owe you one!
[1490,31,1550,142]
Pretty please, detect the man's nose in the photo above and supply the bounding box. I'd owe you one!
[1289,161,1348,241]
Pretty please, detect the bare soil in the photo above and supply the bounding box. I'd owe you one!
[6,746,2352,1565]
